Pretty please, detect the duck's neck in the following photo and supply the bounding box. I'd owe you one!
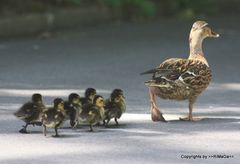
[188,36,209,66]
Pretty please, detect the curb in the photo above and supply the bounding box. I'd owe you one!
[0,7,117,38]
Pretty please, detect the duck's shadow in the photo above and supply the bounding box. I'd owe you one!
[167,117,240,124]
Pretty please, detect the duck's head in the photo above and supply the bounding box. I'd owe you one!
[53,98,64,111]
[85,88,97,102]
[32,93,43,103]
[190,21,219,41]
[110,89,125,103]
[93,95,104,109]
[68,93,81,105]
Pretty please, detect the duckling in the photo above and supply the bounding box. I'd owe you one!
[104,89,126,125]
[78,95,105,131]
[80,88,96,106]
[42,98,65,137]
[14,93,46,133]
[141,21,219,122]
[64,93,82,127]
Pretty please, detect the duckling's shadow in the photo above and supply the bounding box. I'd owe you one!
[104,123,128,129]
[47,134,81,138]
[16,130,43,134]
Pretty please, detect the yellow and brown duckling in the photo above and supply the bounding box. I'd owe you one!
[78,95,105,131]
[64,93,82,127]
[104,89,126,125]
[42,98,65,137]
[14,93,46,133]
[80,88,97,106]
[141,21,219,122]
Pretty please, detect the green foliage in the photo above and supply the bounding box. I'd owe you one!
[67,0,82,6]
[0,0,239,20]
[102,0,157,19]
[163,0,214,20]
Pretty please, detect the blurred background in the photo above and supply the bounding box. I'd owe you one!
[0,0,240,37]
[0,0,240,112]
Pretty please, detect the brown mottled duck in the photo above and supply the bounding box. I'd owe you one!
[141,21,219,122]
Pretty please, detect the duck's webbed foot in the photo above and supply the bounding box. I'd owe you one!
[151,106,167,122]
[180,98,203,122]
[149,87,167,122]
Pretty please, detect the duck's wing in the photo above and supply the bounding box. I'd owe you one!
[142,58,211,88]
[14,102,36,118]
[104,101,118,119]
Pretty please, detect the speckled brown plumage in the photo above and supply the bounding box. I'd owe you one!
[145,58,212,100]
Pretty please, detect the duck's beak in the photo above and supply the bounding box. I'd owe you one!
[209,30,220,38]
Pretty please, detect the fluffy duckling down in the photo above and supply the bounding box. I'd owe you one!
[64,93,82,128]
[80,88,96,106]
[14,93,46,133]
[104,89,126,125]
[42,98,65,137]
[77,95,105,131]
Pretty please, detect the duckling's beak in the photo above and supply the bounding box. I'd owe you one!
[210,30,220,38]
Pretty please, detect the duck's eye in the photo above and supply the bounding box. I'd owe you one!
[98,99,104,103]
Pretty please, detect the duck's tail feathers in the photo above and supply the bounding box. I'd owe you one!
[140,68,158,75]
[140,68,177,75]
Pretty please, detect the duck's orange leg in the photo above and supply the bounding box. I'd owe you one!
[149,87,166,122]
[180,97,203,121]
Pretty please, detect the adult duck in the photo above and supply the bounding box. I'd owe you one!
[141,21,219,122]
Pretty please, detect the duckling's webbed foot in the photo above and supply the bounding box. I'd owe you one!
[43,125,47,136]
[105,118,110,126]
[19,128,28,134]
[114,118,119,125]
[53,127,60,137]
[19,123,29,133]
[89,125,94,132]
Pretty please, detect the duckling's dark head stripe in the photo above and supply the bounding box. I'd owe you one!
[32,93,42,102]
[68,93,80,102]
[93,95,103,104]
[110,89,123,99]
[53,98,64,108]
[85,88,97,97]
